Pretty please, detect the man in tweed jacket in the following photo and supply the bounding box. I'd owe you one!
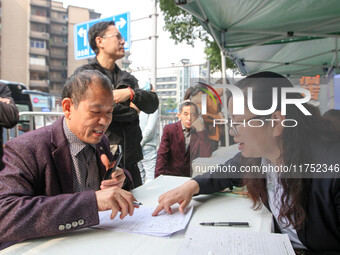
[0,70,137,249]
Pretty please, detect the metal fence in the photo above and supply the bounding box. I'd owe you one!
[4,112,177,144]
[4,111,64,142]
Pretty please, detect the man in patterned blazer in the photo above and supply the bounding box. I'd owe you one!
[0,70,137,250]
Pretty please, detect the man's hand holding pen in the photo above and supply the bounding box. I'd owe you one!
[95,187,137,220]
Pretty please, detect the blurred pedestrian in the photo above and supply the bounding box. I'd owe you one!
[138,82,159,183]
[155,101,212,178]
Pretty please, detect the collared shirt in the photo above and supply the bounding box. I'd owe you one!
[263,158,306,249]
[63,120,100,192]
[181,122,191,153]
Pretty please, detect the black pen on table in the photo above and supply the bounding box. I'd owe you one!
[200,222,249,227]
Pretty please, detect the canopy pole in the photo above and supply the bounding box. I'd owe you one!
[219,31,230,146]
[221,50,227,84]
[221,51,230,146]
[220,30,227,84]
[206,60,211,84]
[336,38,339,67]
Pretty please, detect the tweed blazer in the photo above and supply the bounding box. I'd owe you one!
[0,117,113,246]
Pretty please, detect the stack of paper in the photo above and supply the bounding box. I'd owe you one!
[93,206,193,238]
[177,226,295,255]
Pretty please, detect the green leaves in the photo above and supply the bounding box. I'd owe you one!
[204,40,236,72]
[160,0,206,46]
[159,0,235,72]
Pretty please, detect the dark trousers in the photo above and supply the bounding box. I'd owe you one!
[127,163,142,188]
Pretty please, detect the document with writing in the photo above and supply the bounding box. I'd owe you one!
[177,226,295,255]
[93,206,193,237]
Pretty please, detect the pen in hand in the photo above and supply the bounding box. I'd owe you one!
[200,222,249,227]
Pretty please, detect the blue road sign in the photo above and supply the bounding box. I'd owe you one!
[74,12,130,60]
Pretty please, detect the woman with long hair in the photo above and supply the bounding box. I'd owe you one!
[152,72,340,254]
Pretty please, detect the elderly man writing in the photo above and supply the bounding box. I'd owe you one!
[0,70,137,250]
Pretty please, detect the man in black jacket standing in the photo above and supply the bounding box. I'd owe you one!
[74,21,159,188]
[0,81,19,170]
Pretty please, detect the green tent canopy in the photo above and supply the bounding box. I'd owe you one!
[177,0,340,77]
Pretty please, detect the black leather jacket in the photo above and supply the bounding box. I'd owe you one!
[74,59,159,168]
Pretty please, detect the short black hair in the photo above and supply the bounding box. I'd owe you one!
[323,109,340,121]
[62,70,112,108]
[88,21,115,54]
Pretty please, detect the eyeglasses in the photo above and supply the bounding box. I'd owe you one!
[228,115,267,135]
[102,32,124,41]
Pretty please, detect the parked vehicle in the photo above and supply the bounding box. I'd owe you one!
[1,80,32,133]
[3,80,59,132]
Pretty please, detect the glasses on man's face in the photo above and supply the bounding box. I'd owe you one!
[102,32,124,41]
[228,115,267,135]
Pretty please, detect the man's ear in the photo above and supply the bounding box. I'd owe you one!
[62,98,72,120]
[271,111,285,137]
[95,36,103,49]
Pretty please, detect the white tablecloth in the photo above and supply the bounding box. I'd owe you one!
[2,175,273,255]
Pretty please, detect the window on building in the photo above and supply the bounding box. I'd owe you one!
[30,71,47,81]
[31,7,47,17]
[156,76,177,82]
[30,40,46,49]
[51,48,64,55]
[30,55,46,65]
[30,72,39,80]
[31,23,47,33]
[165,84,176,89]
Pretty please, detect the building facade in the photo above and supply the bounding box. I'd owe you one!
[0,0,100,95]
[49,1,68,95]
[156,72,181,105]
